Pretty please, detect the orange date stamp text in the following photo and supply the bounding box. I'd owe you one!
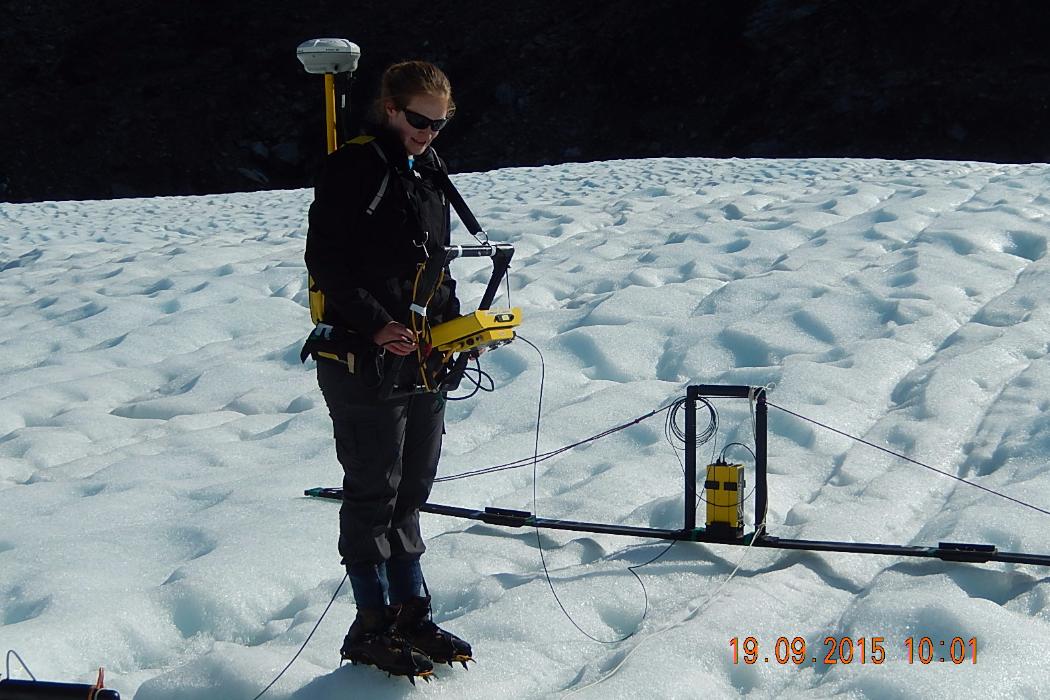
[729,636,977,665]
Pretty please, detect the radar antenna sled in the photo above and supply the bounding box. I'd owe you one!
[307,384,1050,568]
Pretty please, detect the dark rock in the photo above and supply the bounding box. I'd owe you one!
[271,141,299,164]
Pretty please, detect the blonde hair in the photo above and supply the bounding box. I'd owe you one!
[372,60,456,123]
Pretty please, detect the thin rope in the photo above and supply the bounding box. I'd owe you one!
[5,649,37,681]
[435,403,675,483]
[520,335,674,645]
[768,402,1050,518]
[250,574,348,700]
[562,522,766,697]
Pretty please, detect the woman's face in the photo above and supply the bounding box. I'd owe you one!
[385,92,450,157]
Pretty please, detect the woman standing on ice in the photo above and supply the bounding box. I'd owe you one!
[304,60,470,682]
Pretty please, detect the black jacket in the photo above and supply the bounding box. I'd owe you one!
[305,128,461,340]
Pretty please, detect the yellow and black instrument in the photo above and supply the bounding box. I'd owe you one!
[705,461,745,537]
[429,307,522,360]
[382,241,520,400]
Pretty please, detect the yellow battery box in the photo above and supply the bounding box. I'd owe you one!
[705,462,745,533]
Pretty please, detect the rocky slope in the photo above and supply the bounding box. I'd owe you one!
[3,0,1049,202]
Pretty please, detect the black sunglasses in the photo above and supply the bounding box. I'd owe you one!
[403,108,449,132]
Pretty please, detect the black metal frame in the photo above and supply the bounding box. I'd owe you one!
[308,382,1050,567]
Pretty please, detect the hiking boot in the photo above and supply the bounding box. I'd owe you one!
[340,608,434,684]
[390,595,474,668]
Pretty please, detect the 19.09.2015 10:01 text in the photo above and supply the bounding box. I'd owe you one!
[729,636,977,665]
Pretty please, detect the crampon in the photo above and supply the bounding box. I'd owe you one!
[340,608,435,685]
[391,595,475,670]
[340,644,435,685]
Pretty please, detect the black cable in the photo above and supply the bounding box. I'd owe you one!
[768,401,1050,519]
[664,395,719,503]
[667,433,758,511]
[435,401,675,483]
[719,442,757,464]
[251,574,348,700]
[698,433,759,509]
[664,396,717,452]
[447,355,495,401]
[5,650,36,681]
[518,335,674,644]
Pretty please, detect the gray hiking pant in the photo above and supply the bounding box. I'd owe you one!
[316,359,445,568]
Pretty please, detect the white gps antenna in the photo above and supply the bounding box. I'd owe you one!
[296,38,361,153]
[296,38,361,75]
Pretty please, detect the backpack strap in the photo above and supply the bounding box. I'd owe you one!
[423,146,484,239]
[308,135,393,326]
[342,137,479,233]
[365,141,389,215]
[343,135,391,216]
[434,168,486,241]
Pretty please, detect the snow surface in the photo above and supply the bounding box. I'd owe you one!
[3,157,1050,699]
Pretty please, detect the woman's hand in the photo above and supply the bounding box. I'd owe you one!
[373,321,418,356]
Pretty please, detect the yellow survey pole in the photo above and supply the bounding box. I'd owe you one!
[324,73,338,154]
[298,38,360,324]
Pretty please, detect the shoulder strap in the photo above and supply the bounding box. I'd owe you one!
[365,140,390,216]
[342,138,473,228]
[421,146,483,237]
[341,135,390,216]
[434,169,485,240]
